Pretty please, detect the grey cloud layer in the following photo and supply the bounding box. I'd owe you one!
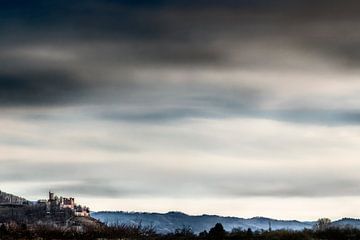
[2,158,360,198]
[2,1,360,203]
[1,1,360,125]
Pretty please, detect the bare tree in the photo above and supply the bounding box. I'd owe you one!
[314,218,331,231]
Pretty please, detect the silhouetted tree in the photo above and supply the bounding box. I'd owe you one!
[314,218,332,231]
[208,223,226,240]
[174,225,195,237]
[198,230,208,238]
[246,227,253,237]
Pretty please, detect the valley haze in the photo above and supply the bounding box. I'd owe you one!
[92,211,360,234]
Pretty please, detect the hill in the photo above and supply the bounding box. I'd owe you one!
[0,189,100,230]
[91,211,314,233]
[0,190,28,205]
[332,218,360,229]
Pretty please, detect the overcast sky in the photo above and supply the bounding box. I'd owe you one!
[1,0,360,220]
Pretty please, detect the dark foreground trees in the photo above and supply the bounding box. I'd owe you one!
[208,223,226,240]
[1,221,360,240]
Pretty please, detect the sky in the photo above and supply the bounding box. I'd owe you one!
[1,0,360,220]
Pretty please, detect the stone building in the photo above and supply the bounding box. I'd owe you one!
[46,191,90,217]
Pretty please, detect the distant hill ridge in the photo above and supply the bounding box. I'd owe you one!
[91,211,360,234]
[91,211,314,233]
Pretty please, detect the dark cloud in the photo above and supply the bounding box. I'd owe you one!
[0,70,85,106]
[98,104,360,126]
[1,0,360,127]
[259,110,360,126]
[100,108,203,123]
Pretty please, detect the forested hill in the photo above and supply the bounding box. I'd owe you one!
[92,211,360,234]
[0,190,28,204]
[92,211,314,233]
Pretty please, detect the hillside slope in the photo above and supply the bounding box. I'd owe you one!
[0,190,27,204]
[92,211,314,233]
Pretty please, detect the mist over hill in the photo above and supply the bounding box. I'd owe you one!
[92,211,360,234]
[91,211,314,233]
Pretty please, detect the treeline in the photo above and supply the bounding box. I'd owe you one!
[1,221,360,240]
[164,222,360,240]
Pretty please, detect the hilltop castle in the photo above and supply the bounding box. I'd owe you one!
[0,190,100,230]
[37,191,90,217]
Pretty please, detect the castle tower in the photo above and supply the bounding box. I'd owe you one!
[49,191,54,201]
